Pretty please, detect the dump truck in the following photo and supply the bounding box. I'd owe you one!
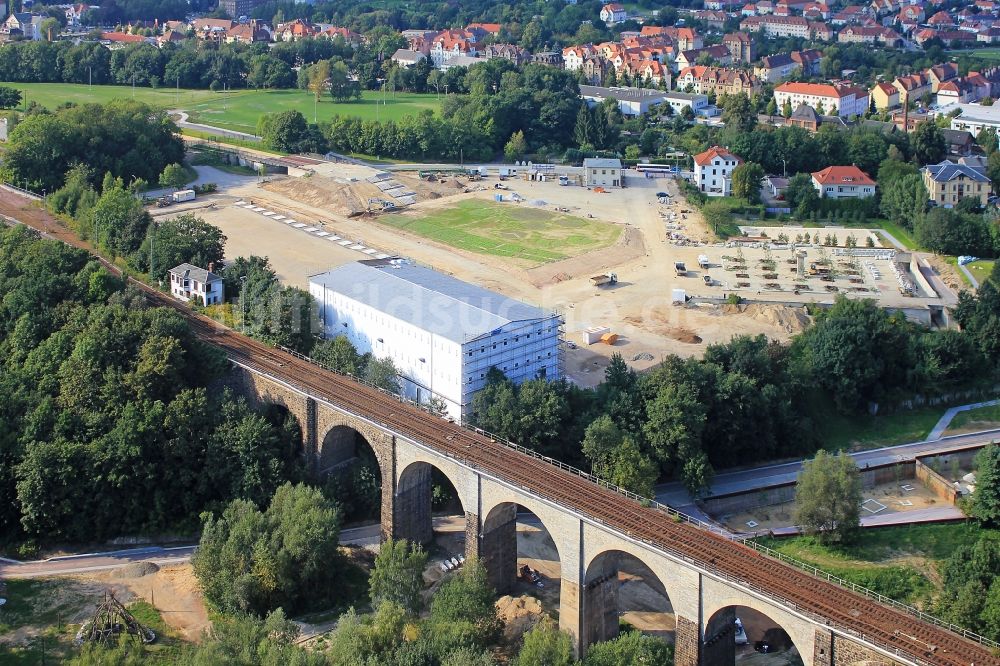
[172,189,195,203]
[590,273,617,287]
[674,262,687,276]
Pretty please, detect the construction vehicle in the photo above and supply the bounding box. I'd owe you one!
[675,261,687,276]
[368,198,397,212]
[698,254,710,269]
[808,262,830,276]
[590,273,617,287]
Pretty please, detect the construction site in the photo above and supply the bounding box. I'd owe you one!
[165,145,961,385]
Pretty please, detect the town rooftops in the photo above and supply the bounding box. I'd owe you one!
[811,165,876,186]
[923,159,989,182]
[693,146,742,166]
[310,260,555,344]
[583,158,624,169]
[168,263,222,283]
[775,82,855,97]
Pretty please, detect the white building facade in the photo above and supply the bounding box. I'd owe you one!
[168,263,224,306]
[583,158,623,187]
[310,260,563,422]
[773,82,870,118]
[693,146,742,196]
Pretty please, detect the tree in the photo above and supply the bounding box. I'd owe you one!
[158,162,189,190]
[702,200,735,237]
[257,110,309,152]
[781,98,793,118]
[765,97,777,117]
[328,60,360,103]
[731,161,765,203]
[878,160,926,228]
[138,214,226,281]
[795,450,861,544]
[313,335,363,375]
[912,120,947,165]
[971,445,1000,527]
[988,151,1000,192]
[583,631,673,665]
[514,618,574,666]
[369,538,428,612]
[784,172,819,215]
[425,558,502,654]
[721,92,755,133]
[504,130,528,162]
[0,85,22,109]
[364,356,401,394]
[977,127,998,156]
[307,60,330,101]
[193,482,343,616]
[87,176,151,256]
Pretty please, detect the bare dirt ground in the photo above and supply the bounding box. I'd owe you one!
[200,169,822,381]
[925,255,966,293]
[99,563,211,642]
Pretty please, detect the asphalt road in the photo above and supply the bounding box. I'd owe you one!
[655,427,1000,508]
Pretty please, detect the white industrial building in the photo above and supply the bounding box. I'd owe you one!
[583,157,623,188]
[580,85,676,117]
[309,259,563,421]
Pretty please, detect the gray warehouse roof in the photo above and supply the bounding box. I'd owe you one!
[310,260,557,344]
[583,158,623,169]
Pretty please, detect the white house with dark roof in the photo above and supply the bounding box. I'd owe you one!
[168,263,224,306]
[309,259,563,420]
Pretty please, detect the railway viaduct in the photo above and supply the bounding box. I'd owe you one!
[220,356,999,666]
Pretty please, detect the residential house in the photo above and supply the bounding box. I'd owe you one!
[892,72,931,105]
[740,15,832,39]
[940,129,976,156]
[694,146,742,196]
[754,49,823,82]
[169,264,224,306]
[275,19,318,42]
[641,25,702,50]
[811,165,876,199]
[923,158,990,206]
[897,5,925,24]
[629,60,670,86]
[673,44,732,71]
[562,44,599,70]
[192,18,234,41]
[583,158,623,187]
[482,44,530,65]
[926,62,960,92]
[226,20,269,44]
[871,81,900,110]
[785,103,848,132]
[320,26,363,46]
[774,82,869,117]
[430,30,478,67]
[99,31,152,46]
[467,22,502,39]
[838,25,903,45]
[692,10,728,30]
[927,10,955,27]
[391,49,428,68]
[723,31,756,63]
[803,2,832,20]
[3,13,44,40]
[581,55,610,85]
[158,30,188,46]
[600,3,628,24]
[677,66,761,96]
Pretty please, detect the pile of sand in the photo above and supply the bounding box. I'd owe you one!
[112,561,160,579]
[262,176,381,215]
[496,594,543,642]
[723,304,811,334]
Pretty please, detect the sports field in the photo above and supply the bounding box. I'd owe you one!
[8,83,441,131]
[384,199,622,266]
[947,48,1000,61]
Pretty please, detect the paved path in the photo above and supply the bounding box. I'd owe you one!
[170,110,258,142]
[876,228,908,251]
[0,519,466,579]
[958,262,980,289]
[768,506,966,537]
[927,399,1000,440]
[655,427,1000,508]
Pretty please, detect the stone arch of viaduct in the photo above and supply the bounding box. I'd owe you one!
[227,365,914,666]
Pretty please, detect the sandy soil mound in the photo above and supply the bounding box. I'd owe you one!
[112,561,160,579]
[262,176,382,216]
[722,304,811,334]
[496,594,544,642]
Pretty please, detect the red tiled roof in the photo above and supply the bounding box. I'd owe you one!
[694,146,742,166]
[811,165,876,185]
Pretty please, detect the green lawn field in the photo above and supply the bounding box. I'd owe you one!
[384,199,623,265]
[7,83,441,133]
[948,48,1000,61]
[184,89,441,133]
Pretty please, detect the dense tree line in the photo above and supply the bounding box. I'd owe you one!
[0,225,303,546]
[1,100,183,192]
[472,295,996,495]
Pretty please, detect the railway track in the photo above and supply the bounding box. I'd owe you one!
[1,191,997,666]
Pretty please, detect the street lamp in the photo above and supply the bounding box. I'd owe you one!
[240,275,248,333]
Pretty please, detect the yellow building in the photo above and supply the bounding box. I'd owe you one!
[871,81,899,111]
[922,159,991,207]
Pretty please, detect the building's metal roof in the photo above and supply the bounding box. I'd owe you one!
[583,158,623,169]
[923,159,990,183]
[168,263,221,283]
[310,260,556,344]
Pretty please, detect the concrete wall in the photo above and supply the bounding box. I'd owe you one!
[914,459,959,504]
